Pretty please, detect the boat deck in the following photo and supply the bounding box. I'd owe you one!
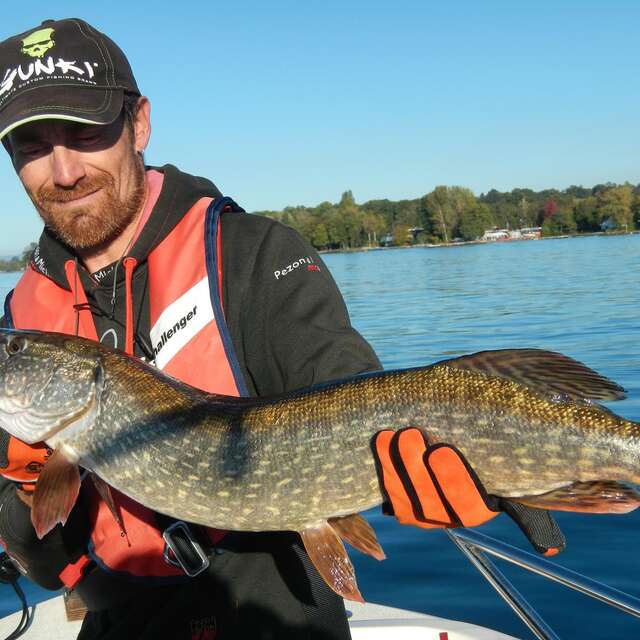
[0,595,520,639]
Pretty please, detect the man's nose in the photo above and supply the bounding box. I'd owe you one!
[50,145,86,187]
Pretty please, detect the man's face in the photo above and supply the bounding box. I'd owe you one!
[7,108,147,251]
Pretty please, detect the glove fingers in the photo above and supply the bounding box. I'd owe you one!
[501,500,566,556]
[395,429,451,526]
[427,445,499,528]
[372,430,406,517]
[373,429,449,527]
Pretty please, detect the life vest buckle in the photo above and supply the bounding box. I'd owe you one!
[162,521,210,577]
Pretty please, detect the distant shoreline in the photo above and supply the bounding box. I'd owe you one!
[1,230,637,272]
[319,229,639,255]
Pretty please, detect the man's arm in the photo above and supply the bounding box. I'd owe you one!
[221,215,381,396]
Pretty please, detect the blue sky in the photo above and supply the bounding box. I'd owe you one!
[1,1,638,255]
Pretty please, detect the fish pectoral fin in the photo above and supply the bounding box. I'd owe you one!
[328,514,386,561]
[299,522,364,603]
[32,448,81,539]
[439,349,626,402]
[514,481,640,514]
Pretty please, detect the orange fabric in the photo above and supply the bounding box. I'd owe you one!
[147,197,241,395]
[427,446,498,527]
[147,198,211,319]
[122,257,137,356]
[0,438,51,487]
[374,431,415,523]
[10,266,97,340]
[375,428,497,530]
[85,484,186,578]
[63,260,100,340]
[58,554,92,588]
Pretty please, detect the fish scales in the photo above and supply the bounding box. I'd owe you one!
[1,332,639,534]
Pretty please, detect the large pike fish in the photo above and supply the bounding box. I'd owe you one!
[0,329,639,601]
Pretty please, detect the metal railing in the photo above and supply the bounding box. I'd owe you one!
[446,529,640,640]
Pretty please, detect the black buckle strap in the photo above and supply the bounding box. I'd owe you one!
[162,521,210,577]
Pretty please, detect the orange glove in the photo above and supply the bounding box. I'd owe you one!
[372,428,566,556]
[0,429,51,493]
[373,428,499,528]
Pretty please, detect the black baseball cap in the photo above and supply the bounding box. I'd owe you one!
[0,18,140,140]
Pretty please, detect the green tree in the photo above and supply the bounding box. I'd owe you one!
[458,204,494,241]
[337,190,365,248]
[423,186,476,242]
[0,244,35,272]
[541,207,576,236]
[362,213,386,246]
[596,186,633,231]
[326,208,348,249]
[391,224,412,246]
[311,223,329,249]
[339,190,356,208]
[21,242,37,267]
[573,197,599,232]
[632,192,640,229]
[423,186,451,242]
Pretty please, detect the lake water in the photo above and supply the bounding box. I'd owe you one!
[1,234,639,638]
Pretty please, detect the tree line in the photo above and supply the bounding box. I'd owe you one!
[0,243,36,272]
[253,182,640,250]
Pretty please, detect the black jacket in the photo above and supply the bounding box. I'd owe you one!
[0,165,381,593]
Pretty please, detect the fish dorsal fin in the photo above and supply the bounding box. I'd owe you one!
[32,448,81,539]
[439,349,626,402]
[299,522,364,603]
[328,514,386,561]
[515,481,640,514]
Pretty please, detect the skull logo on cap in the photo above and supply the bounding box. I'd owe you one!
[21,28,55,58]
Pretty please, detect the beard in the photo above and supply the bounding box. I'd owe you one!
[33,154,146,251]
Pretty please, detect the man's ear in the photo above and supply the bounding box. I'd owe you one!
[133,96,151,153]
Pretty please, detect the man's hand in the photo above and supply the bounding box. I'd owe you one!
[0,428,51,492]
[372,428,565,556]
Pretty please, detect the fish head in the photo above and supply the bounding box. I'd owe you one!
[0,330,104,445]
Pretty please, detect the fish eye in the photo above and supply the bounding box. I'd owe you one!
[6,336,26,356]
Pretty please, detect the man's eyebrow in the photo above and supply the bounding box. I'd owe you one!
[10,132,43,145]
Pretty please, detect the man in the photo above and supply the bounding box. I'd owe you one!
[0,17,563,640]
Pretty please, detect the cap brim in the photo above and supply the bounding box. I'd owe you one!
[0,86,124,141]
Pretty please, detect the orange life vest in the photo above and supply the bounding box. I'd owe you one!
[7,196,247,584]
